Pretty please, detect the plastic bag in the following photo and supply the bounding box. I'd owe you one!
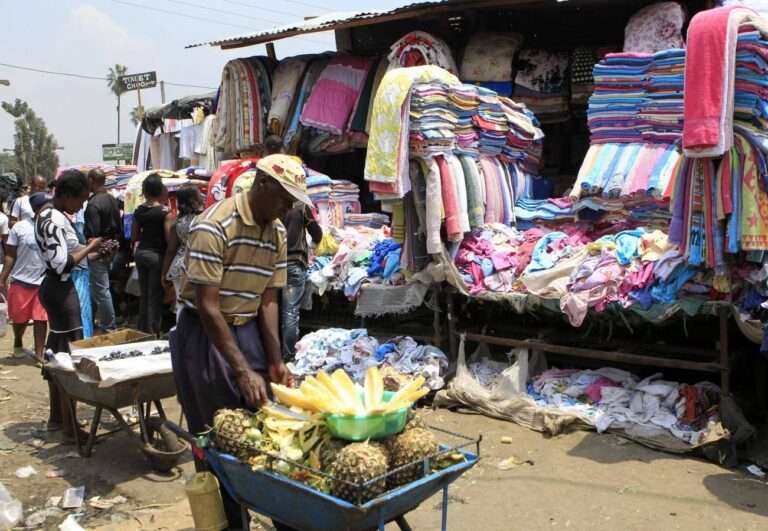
[0,294,7,338]
[0,482,22,530]
[125,266,140,297]
[315,233,339,257]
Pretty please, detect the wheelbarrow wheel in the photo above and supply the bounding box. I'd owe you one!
[141,417,189,473]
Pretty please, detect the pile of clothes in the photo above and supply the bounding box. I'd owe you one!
[306,170,362,229]
[525,367,722,446]
[672,7,768,266]
[588,50,685,144]
[453,223,746,327]
[288,328,449,390]
[306,226,402,298]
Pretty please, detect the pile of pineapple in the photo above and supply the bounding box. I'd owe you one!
[212,371,463,503]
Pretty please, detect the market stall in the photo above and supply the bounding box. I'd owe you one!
[183,0,768,455]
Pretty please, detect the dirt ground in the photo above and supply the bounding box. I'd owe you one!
[1,330,767,531]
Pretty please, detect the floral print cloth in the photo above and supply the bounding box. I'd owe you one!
[388,31,458,75]
[514,49,569,94]
[624,2,686,54]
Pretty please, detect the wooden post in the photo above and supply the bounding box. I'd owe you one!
[719,305,731,396]
[160,80,166,104]
[266,42,277,61]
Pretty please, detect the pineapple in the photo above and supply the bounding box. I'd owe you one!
[319,437,349,471]
[405,410,427,431]
[212,408,259,459]
[388,428,438,488]
[329,442,389,503]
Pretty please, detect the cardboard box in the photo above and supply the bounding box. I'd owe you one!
[70,329,153,350]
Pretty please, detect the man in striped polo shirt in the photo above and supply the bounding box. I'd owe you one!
[170,154,311,530]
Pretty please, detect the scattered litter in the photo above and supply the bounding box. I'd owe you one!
[59,514,86,531]
[0,433,16,451]
[28,438,46,449]
[746,465,766,478]
[497,456,534,470]
[62,486,85,509]
[500,436,513,444]
[89,495,127,510]
[0,371,11,375]
[46,496,62,508]
[24,507,63,527]
[0,482,22,529]
[46,469,65,478]
[0,376,18,381]
[618,485,639,495]
[15,466,37,479]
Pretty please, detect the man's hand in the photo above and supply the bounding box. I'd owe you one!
[236,369,269,408]
[269,360,294,387]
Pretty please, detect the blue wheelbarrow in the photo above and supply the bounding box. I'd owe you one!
[174,423,480,531]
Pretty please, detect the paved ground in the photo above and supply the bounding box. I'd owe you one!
[1,330,767,531]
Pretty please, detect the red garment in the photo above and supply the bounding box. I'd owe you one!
[205,158,260,207]
[436,155,461,240]
[682,5,752,152]
[8,283,47,323]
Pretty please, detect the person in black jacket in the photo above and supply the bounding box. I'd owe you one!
[280,204,322,360]
[85,169,121,332]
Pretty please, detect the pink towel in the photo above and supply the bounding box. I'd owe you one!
[683,5,759,157]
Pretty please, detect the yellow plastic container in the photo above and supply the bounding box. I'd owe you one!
[184,472,228,531]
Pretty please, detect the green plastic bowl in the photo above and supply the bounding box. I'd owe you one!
[326,391,408,441]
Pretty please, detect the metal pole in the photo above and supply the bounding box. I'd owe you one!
[160,81,166,104]
[117,94,121,144]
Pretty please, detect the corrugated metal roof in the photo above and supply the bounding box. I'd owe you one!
[186,0,464,49]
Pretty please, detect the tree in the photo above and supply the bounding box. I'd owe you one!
[130,105,145,127]
[1,99,59,182]
[106,64,128,143]
[0,152,17,174]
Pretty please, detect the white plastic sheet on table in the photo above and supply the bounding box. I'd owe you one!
[49,340,172,387]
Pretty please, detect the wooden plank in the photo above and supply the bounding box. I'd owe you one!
[461,333,723,373]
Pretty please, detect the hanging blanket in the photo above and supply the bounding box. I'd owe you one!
[388,31,458,75]
[682,5,765,157]
[268,56,310,136]
[365,66,459,186]
[300,55,374,136]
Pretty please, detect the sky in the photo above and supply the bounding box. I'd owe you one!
[0,0,407,166]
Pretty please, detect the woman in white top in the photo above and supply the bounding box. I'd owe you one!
[0,200,48,362]
[35,171,104,441]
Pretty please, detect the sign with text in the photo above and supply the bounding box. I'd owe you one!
[119,71,157,91]
[102,143,134,161]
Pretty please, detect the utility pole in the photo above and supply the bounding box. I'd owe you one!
[160,80,166,104]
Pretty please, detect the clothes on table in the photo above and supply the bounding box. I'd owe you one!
[288,328,448,390]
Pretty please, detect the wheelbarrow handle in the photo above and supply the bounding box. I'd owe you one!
[163,419,197,445]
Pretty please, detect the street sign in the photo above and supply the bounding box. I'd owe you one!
[119,71,157,91]
[102,143,134,161]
